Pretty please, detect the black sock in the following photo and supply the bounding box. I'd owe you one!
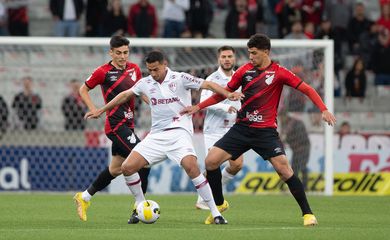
[138,167,151,194]
[285,174,313,215]
[87,167,115,195]
[206,168,224,205]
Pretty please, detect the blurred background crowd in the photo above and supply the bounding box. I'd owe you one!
[0,0,389,140]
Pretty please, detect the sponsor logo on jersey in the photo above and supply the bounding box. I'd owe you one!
[110,75,117,81]
[150,97,180,105]
[246,110,264,122]
[245,75,253,82]
[108,71,119,74]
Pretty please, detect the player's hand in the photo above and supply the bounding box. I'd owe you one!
[84,109,104,119]
[228,106,237,113]
[322,110,336,126]
[180,105,200,115]
[227,92,244,101]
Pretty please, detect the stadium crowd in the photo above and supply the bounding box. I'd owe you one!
[0,0,389,134]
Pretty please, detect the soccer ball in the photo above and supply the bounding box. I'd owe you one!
[136,200,160,224]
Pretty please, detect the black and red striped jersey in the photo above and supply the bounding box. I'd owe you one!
[227,61,302,128]
[85,61,142,134]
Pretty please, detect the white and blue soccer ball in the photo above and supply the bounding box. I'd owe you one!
[136,200,160,224]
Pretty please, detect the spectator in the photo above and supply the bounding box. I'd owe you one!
[359,22,379,69]
[371,25,390,86]
[101,0,127,37]
[61,79,87,131]
[347,2,372,54]
[0,95,8,139]
[186,0,214,38]
[0,0,8,36]
[345,57,366,99]
[281,113,310,190]
[301,0,324,26]
[225,0,256,38]
[6,0,29,36]
[50,0,84,37]
[337,121,351,148]
[324,0,353,45]
[303,22,315,39]
[162,0,189,38]
[12,76,42,130]
[286,61,307,112]
[85,0,107,37]
[376,1,390,35]
[275,0,302,38]
[128,0,158,37]
[284,21,308,39]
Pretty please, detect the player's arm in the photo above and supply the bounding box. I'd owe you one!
[296,82,336,126]
[200,88,236,113]
[200,81,243,101]
[79,83,98,112]
[84,89,135,119]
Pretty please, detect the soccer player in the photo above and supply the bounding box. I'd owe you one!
[181,33,336,226]
[73,35,150,223]
[85,50,244,224]
[195,46,244,210]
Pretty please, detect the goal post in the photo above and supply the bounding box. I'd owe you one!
[0,37,334,195]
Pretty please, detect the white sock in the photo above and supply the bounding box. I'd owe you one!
[82,190,92,202]
[124,173,145,207]
[221,166,234,187]
[192,174,220,218]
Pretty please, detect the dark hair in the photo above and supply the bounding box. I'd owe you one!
[145,50,166,64]
[218,45,235,54]
[109,35,129,49]
[247,33,271,50]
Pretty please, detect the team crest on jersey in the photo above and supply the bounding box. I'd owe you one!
[168,82,177,92]
[265,74,275,85]
[127,69,136,81]
[149,88,157,94]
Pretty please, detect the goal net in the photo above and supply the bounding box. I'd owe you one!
[0,37,334,195]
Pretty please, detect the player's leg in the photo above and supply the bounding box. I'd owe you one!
[121,150,149,224]
[180,155,227,224]
[270,154,317,226]
[222,155,243,187]
[195,133,220,210]
[73,146,124,222]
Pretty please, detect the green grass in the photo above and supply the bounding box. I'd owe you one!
[0,193,389,240]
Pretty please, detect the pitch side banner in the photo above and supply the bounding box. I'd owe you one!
[235,172,390,195]
[0,146,108,191]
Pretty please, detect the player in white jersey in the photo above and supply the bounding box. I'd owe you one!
[85,50,243,224]
[195,46,244,210]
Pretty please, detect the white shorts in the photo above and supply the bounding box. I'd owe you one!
[133,128,197,166]
[204,132,225,154]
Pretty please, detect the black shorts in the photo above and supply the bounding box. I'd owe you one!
[214,124,285,161]
[106,125,141,159]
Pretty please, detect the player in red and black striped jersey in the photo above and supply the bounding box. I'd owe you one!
[181,33,336,226]
[73,36,149,224]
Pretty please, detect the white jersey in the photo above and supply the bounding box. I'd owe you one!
[132,67,204,135]
[201,67,241,135]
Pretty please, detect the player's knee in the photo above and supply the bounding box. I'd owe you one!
[185,165,200,179]
[121,162,134,176]
[229,163,242,175]
[205,159,220,171]
[109,165,122,177]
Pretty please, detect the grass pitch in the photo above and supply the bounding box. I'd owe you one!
[0,193,389,240]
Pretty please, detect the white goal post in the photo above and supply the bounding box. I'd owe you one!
[0,37,334,195]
